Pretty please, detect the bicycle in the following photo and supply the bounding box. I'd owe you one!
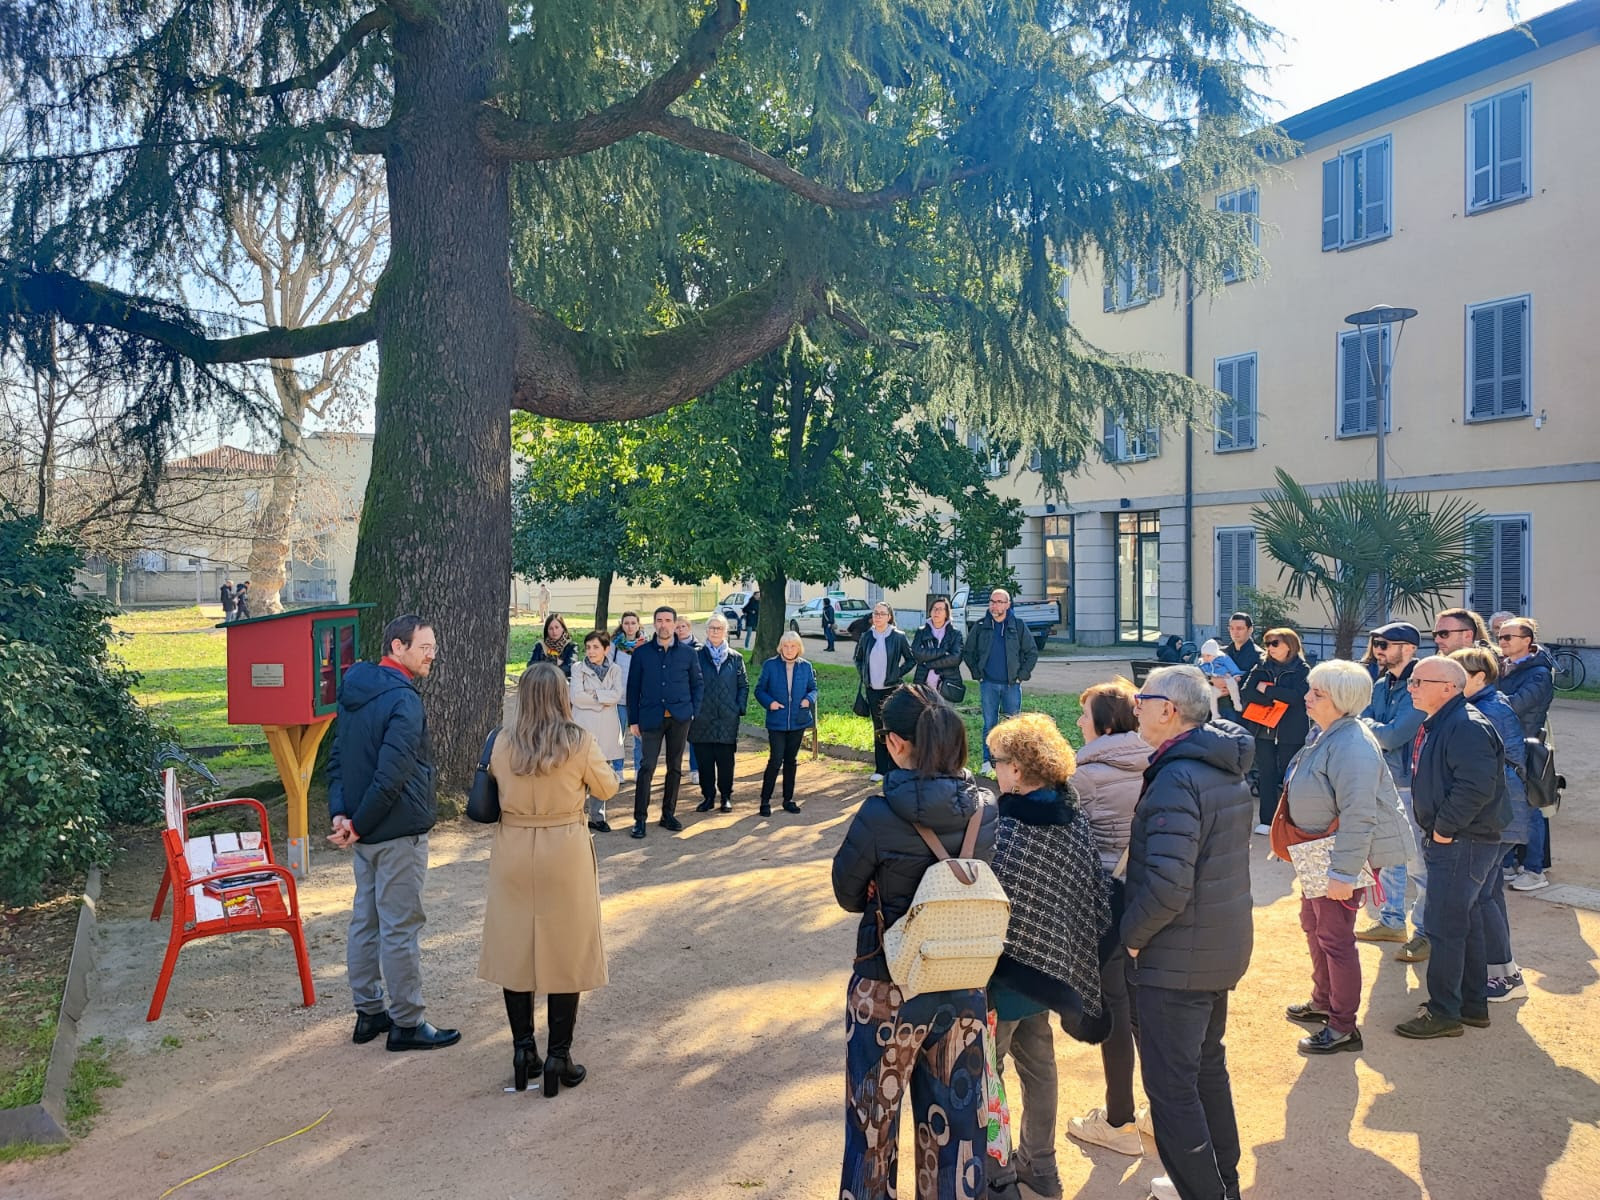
[1551,646,1586,692]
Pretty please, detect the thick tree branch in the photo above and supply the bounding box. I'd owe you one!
[480,0,743,162]
[639,113,994,211]
[2,266,376,363]
[511,273,818,421]
[184,9,395,100]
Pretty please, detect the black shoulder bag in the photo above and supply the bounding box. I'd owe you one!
[465,727,501,823]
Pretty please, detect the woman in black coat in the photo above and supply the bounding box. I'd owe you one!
[689,615,750,814]
[1238,626,1311,830]
[528,613,577,678]
[853,602,916,781]
[910,596,965,698]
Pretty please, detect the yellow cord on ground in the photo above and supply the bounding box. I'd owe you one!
[157,1108,332,1198]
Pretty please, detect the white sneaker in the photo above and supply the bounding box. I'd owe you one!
[1067,1107,1143,1156]
[1135,1105,1154,1137]
[1149,1177,1180,1200]
[1510,870,1550,892]
[868,773,884,783]
[1502,865,1523,883]
[688,771,699,784]
[1253,823,1271,835]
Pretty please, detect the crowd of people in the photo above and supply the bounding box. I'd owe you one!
[321,596,1559,1199]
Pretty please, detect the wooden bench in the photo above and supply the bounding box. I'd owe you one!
[147,770,315,1022]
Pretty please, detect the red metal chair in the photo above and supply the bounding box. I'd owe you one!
[150,791,278,922]
[147,826,315,1022]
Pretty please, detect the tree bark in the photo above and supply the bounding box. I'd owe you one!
[348,0,513,789]
[594,570,613,632]
[753,572,787,664]
[246,367,305,613]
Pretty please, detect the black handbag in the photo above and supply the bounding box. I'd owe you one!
[465,728,501,823]
[852,685,872,718]
[936,676,967,704]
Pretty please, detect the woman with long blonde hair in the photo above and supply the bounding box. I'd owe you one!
[479,663,617,1096]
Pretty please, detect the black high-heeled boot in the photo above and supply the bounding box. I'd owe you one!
[503,990,538,1092]
[543,992,586,1096]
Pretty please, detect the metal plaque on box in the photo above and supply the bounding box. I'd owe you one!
[251,663,285,688]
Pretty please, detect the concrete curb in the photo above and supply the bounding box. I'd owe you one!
[0,866,100,1147]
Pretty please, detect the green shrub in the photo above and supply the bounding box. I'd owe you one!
[0,512,163,903]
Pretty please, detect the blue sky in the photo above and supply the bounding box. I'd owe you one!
[1245,0,1571,118]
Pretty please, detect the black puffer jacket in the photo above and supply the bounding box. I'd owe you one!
[1121,721,1255,992]
[688,646,749,744]
[326,661,437,844]
[1238,656,1310,745]
[910,622,965,686]
[832,770,997,982]
[1500,646,1555,738]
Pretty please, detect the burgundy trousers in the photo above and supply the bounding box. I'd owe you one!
[1300,894,1363,1034]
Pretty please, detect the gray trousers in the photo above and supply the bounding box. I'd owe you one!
[348,834,429,1027]
[990,1011,1059,1183]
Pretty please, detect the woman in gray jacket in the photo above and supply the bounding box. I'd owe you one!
[1283,659,1411,1055]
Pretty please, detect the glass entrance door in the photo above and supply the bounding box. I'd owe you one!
[1043,516,1072,640]
[1116,511,1161,643]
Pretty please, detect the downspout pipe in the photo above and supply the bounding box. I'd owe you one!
[1183,269,1196,642]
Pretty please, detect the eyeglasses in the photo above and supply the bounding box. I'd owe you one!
[990,756,1013,767]
[1133,693,1170,704]
[1406,676,1455,689]
[1497,633,1531,643]
[1431,628,1470,639]
[1368,639,1390,650]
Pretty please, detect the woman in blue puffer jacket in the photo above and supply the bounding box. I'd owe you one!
[752,631,818,816]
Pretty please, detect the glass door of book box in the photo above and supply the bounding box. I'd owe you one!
[313,618,359,716]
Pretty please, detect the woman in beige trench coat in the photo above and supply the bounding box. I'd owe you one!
[479,662,618,1096]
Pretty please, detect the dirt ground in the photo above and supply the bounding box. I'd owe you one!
[4,698,1599,1200]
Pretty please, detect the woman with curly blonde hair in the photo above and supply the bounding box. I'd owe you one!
[983,713,1114,1200]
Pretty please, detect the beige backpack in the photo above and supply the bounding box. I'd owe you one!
[881,809,1012,998]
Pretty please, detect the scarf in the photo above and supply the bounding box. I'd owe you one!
[989,787,1113,1042]
[708,641,729,667]
[613,632,640,655]
[541,632,572,660]
[583,657,611,682]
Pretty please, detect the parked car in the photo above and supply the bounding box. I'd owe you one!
[950,587,1061,652]
[787,595,871,640]
[714,589,756,635]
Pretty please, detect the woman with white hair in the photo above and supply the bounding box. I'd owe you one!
[689,614,750,814]
[753,631,818,817]
[1281,659,1411,1054]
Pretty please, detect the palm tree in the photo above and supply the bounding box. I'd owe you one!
[1251,468,1484,658]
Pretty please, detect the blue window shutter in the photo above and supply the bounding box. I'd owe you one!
[1498,298,1527,416]
[1469,304,1499,419]
[1103,279,1114,312]
[1339,332,1366,434]
[1322,158,1341,250]
[1236,355,1257,448]
[1496,87,1529,202]
[1215,358,1236,450]
[1145,259,1162,300]
[1364,139,1390,237]
[1469,521,1496,611]
[1469,98,1494,208]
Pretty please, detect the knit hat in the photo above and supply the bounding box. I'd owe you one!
[1200,638,1222,657]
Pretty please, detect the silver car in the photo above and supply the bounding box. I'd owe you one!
[787,596,871,640]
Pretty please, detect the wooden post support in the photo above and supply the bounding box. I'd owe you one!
[263,720,333,880]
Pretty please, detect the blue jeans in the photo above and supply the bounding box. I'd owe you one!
[1483,867,1514,972]
[1422,837,1500,1020]
[979,681,1021,764]
[1376,786,1426,937]
[743,625,753,648]
[1133,984,1242,1200]
[824,623,835,651]
[618,704,642,772]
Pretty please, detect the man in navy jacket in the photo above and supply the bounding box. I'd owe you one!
[626,606,704,838]
[326,614,459,1052]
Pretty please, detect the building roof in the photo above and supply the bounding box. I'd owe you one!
[168,445,278,474]
[1281,0,1600,145]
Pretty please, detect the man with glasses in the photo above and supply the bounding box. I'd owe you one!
[1122,666,1253,1200]
[1430,608,1492,656]
[1394,657,1509,1040]
[1356,622,1430,960]
[962,588,1039,778]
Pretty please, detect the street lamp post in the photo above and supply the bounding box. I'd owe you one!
[1344,303,1418,625]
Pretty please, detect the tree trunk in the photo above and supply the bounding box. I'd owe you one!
[246,374,304,614]
[753,571,787,663]
[594,570,613,632]
[348,0,513,789]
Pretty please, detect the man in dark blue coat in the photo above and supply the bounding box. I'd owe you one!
[626,605,704,838]
[326,614,459,1051]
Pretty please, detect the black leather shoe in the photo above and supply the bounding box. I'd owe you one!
[719,798,732,813]
[630,822,646,839]
[1285,1001,1331,1025]
[782,800,802,814]
[588,819,611,833]
[759,801,772,817]
[352,1011,392,1044]
[1460,1010,1491,1029]
[1299,1026,1362,1054]
[386,1021,462,1051]
[659,815,684,832]
[543,1053,587,1097]
[695,798,715,812]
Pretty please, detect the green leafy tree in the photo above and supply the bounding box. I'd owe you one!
[510,418,666,629]
[1250,469,1485,659]
[630,337,1023,660]
[2,2,1280,779]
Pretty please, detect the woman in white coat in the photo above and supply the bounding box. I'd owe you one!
[571,630,625,831]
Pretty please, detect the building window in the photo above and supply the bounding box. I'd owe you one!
[1217,187,1259,282]
[1467,515,1530,615]
[1027,447,1042,472]
[1214,352,1258,452]
[1466,294,1530,421]
[967,430,1010,478]
[1321,135,1391,251]
[1214,527,1256,626]
[1467,84,1531,212]
[1336,326,1391,438]
[785,580,803,604]
[1102,258,1163,312]
[1103,413,1160,463]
